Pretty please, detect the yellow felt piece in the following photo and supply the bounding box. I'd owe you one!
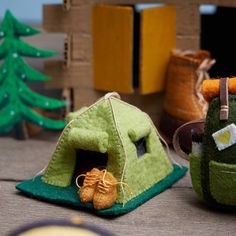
[212,123,236,151]
[139,5,176,94]
[202,77,236,102]
[93,4,133,93]
[20,226,99,236]
[215,130,231,144]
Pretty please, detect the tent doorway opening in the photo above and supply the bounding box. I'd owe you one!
[73,149,108,183]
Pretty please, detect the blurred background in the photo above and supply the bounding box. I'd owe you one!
[1,1,236,88]
[0,0,61,23]
[0,0,65,101]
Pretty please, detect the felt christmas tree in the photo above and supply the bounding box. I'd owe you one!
[0,10,66,136]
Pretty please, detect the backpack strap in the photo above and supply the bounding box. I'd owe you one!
[173,119,205,160]
[220,77,229,120]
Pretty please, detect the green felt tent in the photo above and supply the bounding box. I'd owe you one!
[17,93,187,215]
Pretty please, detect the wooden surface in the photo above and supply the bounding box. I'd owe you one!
[1,131,236,235]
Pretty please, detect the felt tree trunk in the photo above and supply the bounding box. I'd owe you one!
[14,121,28,140]
[0,10,66,137]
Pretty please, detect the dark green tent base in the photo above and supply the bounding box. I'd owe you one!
[16,164,187,216]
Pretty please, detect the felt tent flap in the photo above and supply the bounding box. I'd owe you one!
[128,123,151,142]
[68,127,108,153]
[66,107,88,122]
[202,77,236,102]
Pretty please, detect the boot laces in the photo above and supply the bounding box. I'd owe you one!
[76,170,101,189]
[97,170,114,194]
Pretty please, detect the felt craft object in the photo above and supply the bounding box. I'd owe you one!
[202,77,236,102]
[78,168,118,210]
[9,218,114,236]
[16,92,187,216]
[158,49,215,145]
[174,78,236,210]
[0,10,66,134]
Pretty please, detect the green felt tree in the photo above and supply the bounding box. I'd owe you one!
[0,10,67,135]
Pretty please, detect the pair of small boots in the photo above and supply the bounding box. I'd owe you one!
[78,168,117,210]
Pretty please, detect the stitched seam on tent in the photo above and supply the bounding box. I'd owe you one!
[43,99,105,184]
[43,122,73,183]
[108,98,128,203]
[111,98,174,200]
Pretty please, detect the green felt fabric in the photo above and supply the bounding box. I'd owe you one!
[43,97,174,204]
[16,164,187,216]
[42,124,76,187]
[0,10,39,37]
[0,10,66,133]
[68,128,109,153]
[190,95,236,209]
[66,107,88,122]
[189,154,203,199]
[209,161,236,205]
[128,123,151,142]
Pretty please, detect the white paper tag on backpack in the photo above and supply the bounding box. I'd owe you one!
[212,123,236,151]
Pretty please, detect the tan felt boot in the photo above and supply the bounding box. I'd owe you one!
[93,171,117,210]
[158,49,215,148]
[79,168,102,203]
[164,49,214,121]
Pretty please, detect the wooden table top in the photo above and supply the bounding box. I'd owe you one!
[1,131,235,235]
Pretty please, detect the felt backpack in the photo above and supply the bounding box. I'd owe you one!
[173,77,236,210]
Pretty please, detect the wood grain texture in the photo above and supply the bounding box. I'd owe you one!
[71,33,92,62]
[0,132,60,181]
[43,1,201,36]
[44,61,92,89]
[176,35,200,50]
[42,0,236,114]
[42,1,201,98]
[1,131,236,235]
[41,1,202,111]
[175,1,200,37]
[43,4,91,34]
[73,87,104,109]
[1,181,236,236]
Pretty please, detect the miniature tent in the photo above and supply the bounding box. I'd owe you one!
[17,93,187,216]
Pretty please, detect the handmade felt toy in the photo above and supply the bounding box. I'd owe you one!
[9,217,114,236]
[159,49,215,151]
[17,92,187,216]
[173,77,236,210]
[77,168,118,210]
[0,10,66,136]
